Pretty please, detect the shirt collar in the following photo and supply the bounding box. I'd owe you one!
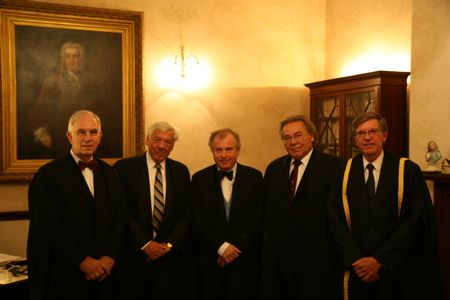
[70,150,93,163]
[216,163,237,175]
[290,148,313,167]
[146,152,166,170]
[363,150,384,171]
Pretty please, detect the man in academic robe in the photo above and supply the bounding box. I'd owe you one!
[192,128,263,300]
[27,110,127,300]
[328,112,442,300]
[261,115,342,299]
[114,122,194,299]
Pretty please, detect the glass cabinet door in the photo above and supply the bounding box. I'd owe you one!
[345,91,376,158]
[313,95,340,156]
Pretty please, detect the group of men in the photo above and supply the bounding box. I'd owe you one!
[27,109,441,300]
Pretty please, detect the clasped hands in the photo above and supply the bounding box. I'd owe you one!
[79,256,115,281]
[352,256,382,283]
[217,244,241,268]
[143,241,172,261]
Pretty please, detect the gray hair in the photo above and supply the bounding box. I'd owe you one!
[279,115,317,139]
[352,112,389,134]
[59,42,84,72]
[146,122,179,141]
[67,110,102,133]
[208,128,241,151]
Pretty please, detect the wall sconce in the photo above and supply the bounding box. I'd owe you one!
[175,46,199,78]
[155,46,212,91]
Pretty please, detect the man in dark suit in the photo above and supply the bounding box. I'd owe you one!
[261,115,341,299]
[192,128,263,300]
[328,112,441,299]
[114,122,193,299]
[27,110,127,300]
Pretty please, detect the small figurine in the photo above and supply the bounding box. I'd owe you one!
[442,158,450,174]
[424,141,442,172]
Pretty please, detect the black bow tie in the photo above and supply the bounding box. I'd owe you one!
[218,170,233,181]
[78,160,97,171]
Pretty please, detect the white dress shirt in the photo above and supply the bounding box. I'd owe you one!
[289,148,313,195]
[217,164,237,256]
[363,151,384,192]
[71,150,94,196]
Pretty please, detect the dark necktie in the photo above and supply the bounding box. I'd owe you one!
[289,160,301,199]
[218,170,233,181]
[152,163,164,237]
[366,163,376,211]
[78,160,97,171]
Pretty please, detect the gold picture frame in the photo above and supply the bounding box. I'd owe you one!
[0,0,144,182]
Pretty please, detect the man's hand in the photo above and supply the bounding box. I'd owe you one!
[352,256,382,282]
[143,241,171,261]
[217,244,241,267]
[79,256,106,281]
[97,256,115,281]
[33,127,52,148]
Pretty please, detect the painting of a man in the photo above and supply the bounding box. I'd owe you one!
[16,26,123,159]
[28,42,98,157]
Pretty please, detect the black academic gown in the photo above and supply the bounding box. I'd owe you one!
[328,151,442,300]
[27,154,127,300]
[192,163,263,300]
[113,155,194,299]
[261,150,342,300]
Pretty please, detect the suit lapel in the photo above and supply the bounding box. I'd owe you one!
[293,151,318,200]
[209,166,228,220]
[370,153,396,222]
[228,164,244,223]
[348,155,366,222]
[138,155,152,220]
[64,154,95,203]
[163,159,174,219]
[279,156,292,201]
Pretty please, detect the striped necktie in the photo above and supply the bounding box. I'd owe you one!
[152,163,164,237]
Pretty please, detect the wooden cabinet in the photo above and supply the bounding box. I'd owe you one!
[423,173,450,300]
[305,71,410,159]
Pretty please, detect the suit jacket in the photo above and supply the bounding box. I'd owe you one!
[27,154,127,300]
[192,163,263,300]
[329,151,441,300]
[261,150,342,300]
[113,155,193,299]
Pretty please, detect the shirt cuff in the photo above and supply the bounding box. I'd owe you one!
[141,240,152,251]
[218,242,230,256]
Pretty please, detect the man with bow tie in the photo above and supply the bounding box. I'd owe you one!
[192,128,263,299]
[27,110,127,300]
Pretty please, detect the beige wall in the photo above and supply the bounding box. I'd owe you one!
[325,0,412,78]
[410,0,450,168]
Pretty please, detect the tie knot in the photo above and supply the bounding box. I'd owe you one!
[155,163,162,170]
[218,170,233,181]
[78,160,97,171]
[293,160,301,168]
[367,163,374,173]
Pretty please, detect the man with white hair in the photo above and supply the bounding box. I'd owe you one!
[114,122,194,299]
[27,110,127,300]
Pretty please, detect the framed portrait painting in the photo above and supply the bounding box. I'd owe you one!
[0,0,144,181]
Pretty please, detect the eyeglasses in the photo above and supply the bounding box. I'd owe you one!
[282,132,305,143]
[75,129,101,137]
[151,137,174,146]
[355,128,381,138]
